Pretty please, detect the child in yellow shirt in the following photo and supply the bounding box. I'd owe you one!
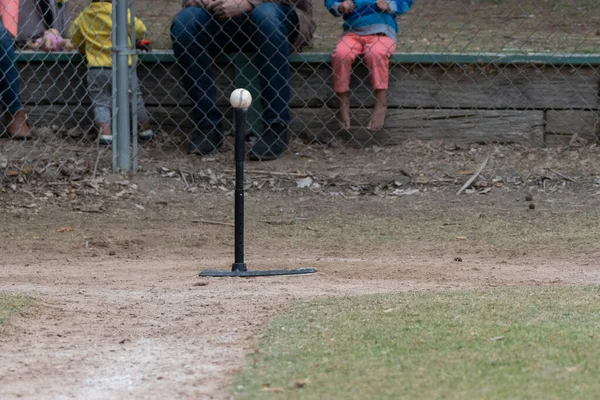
[70,0,153,145]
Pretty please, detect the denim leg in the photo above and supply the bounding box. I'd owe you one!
[87,68,112,124]
[247,4,298,126]
[0,24,22,115]
[171,8,225,130]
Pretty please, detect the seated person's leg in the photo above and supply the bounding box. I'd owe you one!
[87,69,113,145]
[0,25,31,140]
[130,71,153,141]
[364,36,396,132]
[171,7,226,155]
[245,3,299,160]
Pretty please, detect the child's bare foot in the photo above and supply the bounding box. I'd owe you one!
[336,91,351,130]
[368,89,387,131]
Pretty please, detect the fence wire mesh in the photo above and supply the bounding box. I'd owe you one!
[1,0,600,197]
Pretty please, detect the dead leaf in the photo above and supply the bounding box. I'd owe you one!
[76,204,104,214]
[414,174,433,184]
[391,188,419,196]
[21,166,33,176]
[296,177,313,189]
[56,227,74,233]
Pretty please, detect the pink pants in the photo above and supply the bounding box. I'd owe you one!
[331,33,396,93]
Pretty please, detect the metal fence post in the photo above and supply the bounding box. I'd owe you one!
[111,0,118,172]
[115,0,131,172]
[130,0,138,172]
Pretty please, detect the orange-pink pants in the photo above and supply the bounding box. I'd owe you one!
[331,33,396,93]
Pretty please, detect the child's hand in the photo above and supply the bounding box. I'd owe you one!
[376,0,390,11]
[338,0,355,14]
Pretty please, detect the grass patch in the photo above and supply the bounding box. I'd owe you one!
[234,286,600,399]
[0,293,31,327]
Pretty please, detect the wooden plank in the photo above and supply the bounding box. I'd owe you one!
[24,104,231,136]
[290,63,600,109]
[18,61,600,110]
[544,133,573,147]
[135,62,600,109]
[136,62,234,107]
[25,104,545,147]
[17,61,234,107]
[292,108,545,147]
[545,110,600,140]
[18,61,89,106]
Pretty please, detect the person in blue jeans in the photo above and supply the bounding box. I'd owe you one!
[171,0,315,161]
[0,23,32,141]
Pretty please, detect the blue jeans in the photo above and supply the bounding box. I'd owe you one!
[171,4,299,131]
[0,23,22,115]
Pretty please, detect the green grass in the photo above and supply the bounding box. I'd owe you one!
[234,286,600,399]
[0,293,31,327]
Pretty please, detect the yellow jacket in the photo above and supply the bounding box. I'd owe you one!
[69,2,146,67]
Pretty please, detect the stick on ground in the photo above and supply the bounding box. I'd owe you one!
[544,167,576,182]
[191,220,234,227]
[456,153,491,195]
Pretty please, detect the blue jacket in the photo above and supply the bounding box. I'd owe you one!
[325,0,413,35]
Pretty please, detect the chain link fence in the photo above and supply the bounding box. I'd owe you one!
[1,0,600,195]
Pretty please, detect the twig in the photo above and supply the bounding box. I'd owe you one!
[224,169,311,178]
[191,219,234,227]
[568,133,580,147]
[179,170,189,188]
[47,180,93,186]
[260,220,295,225]
[544,167,576,182]
[92,145,101,180]
[456,153,491,195]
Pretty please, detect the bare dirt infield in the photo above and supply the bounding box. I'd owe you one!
[2,143,600,399]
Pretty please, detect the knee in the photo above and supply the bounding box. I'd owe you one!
[364,45,392,63]
[249,4,285,32]
[170,7,210,42]
[332,45,357,65]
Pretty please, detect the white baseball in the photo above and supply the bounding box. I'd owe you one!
[230,88,253,109]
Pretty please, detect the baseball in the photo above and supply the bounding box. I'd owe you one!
[230,88,252,109]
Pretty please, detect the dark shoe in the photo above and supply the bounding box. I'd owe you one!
[187,127,224,156]
[96,122,112,146]
[250,123,290,161]
[138,120,154,142]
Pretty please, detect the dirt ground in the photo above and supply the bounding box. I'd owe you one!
[2,139,600,399]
